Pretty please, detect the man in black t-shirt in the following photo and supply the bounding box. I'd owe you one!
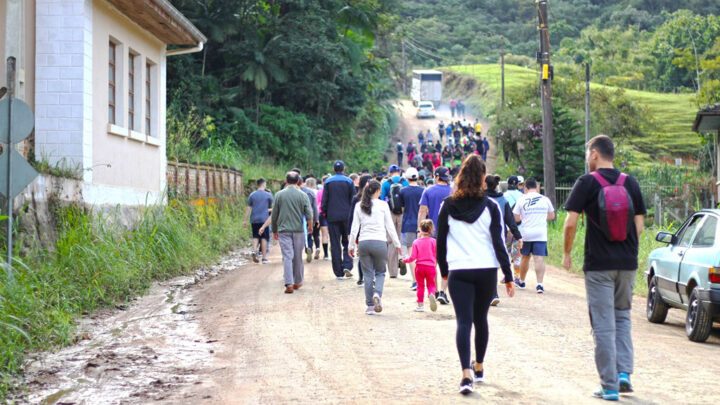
[562,135,646,400]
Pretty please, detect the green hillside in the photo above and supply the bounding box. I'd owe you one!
[444,64,700,156]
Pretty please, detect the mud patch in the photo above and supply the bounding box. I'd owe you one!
[14,250,249,404]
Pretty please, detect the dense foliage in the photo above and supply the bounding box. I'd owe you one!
[395,1,720,105]
[167,0,400,174]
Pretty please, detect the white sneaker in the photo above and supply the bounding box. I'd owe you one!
[414,305,425,312]
[365,306,375,315]
[428,294,438,312]
[373,293,382,313]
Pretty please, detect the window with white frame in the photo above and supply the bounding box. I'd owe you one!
[109,41,117,124]
[145,60,156,136]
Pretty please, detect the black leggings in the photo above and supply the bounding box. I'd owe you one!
[448,269,497,369]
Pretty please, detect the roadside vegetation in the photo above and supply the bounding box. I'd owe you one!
[166,0,400,175]
[546,211,676,297]
[0,199,247,397]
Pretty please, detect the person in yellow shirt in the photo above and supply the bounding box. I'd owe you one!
[474,120,483,135]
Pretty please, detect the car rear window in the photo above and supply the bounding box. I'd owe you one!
[419,103,433,108]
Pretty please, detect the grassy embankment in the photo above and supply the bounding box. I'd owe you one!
[443,64,699,157]
[545,210,675,296]
[0,199,249,397]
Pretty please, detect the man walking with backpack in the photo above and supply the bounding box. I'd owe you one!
[563,135,646,401]
[381,165,409,277]
[396,142,404,167]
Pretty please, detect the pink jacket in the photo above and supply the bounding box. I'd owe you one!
[404,236,437,267]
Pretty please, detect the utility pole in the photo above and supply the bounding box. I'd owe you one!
[401,38,407,96]
[500,37,505,109]
[537,0,556,207]
[584,62,591,173]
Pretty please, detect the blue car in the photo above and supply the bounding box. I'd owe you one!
[646,209,720,342]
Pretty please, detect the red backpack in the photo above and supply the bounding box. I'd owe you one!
[590,172,635,242]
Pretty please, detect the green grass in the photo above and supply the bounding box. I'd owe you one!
[443,64,701,156]
[546,210,674,297]
[0,199,248,397]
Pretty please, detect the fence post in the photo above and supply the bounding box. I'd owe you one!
[654,193,661,227]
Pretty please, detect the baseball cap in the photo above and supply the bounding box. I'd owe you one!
[517,175,525,184]
[434,166,451,182]
[507,175,519,187]
[389,165,400,173]
[405,167,418,180]
[333,160,345,172]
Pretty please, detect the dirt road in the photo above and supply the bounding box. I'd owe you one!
[22,245,719,404]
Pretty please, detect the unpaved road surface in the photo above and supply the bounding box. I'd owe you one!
[21,246,720,404]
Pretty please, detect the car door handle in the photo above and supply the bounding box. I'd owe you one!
[676,250,685,257]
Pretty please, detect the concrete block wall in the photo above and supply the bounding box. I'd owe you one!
[35,0,93,183]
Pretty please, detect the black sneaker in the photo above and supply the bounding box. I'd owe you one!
[438,291,449,305]
[458,378,474,395]
[472,362,484,383]
[399,259,407,276]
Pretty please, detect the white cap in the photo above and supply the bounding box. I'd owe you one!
[405,167,419,180]
[517,176,525,184]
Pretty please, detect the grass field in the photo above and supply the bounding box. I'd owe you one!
[444,64,700,156]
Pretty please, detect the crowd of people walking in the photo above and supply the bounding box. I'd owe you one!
[246,131,645,400]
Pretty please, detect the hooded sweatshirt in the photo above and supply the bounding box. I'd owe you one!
[436,195,512,281]
[487,190,522,241]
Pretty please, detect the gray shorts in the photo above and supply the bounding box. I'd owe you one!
[401,232,417,247]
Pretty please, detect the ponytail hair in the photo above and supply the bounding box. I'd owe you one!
[484,173,501,192]
[361,180,381,216]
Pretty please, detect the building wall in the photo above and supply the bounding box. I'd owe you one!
[91,0,166,203]
[34,0,167,206]
[34,0,93,183]
[1,0,35,109]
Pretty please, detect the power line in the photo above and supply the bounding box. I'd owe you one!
[404,40,443,61]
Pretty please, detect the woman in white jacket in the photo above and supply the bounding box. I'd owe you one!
[349,180,401,315]
[436,154,515,395]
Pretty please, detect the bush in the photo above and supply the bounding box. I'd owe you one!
[0,199,247,397]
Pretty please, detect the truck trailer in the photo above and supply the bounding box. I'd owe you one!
[411,70,443,106]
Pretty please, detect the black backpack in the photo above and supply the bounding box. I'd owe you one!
[388,180,404,215]
[396,143,403,153]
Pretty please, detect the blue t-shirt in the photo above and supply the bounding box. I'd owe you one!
[380,176,409,201]
[399,185,425,233]
[419,184,452,227]
[247,189,274,224]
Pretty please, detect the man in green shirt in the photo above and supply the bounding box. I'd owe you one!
[264,171,314,294]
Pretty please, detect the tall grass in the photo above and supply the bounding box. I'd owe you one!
[546,210,674,296]
[0,199,248,397]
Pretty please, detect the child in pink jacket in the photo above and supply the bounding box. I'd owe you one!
[404,219,438,312]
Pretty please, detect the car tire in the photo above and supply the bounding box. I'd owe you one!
[646,276,669,323]
[686,287,713,342]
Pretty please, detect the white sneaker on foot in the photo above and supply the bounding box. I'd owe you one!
[414,305,425,312]
[365,306,375,315]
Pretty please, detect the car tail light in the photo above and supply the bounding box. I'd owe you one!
[710,268,720,284]
[432,108,435,111]
[417,108,421,112]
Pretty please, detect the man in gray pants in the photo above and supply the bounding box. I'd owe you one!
[263,171,314,294]
[562,135,646,401]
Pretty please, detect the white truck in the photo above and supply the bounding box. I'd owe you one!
[411,70,443,106]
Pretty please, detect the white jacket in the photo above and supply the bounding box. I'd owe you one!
[349,199,401,250]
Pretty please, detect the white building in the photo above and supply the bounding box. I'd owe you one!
[1,0,206,206]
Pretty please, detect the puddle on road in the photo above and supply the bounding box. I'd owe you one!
[14,250,249,404]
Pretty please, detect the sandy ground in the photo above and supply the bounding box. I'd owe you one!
[20,246,720,404]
